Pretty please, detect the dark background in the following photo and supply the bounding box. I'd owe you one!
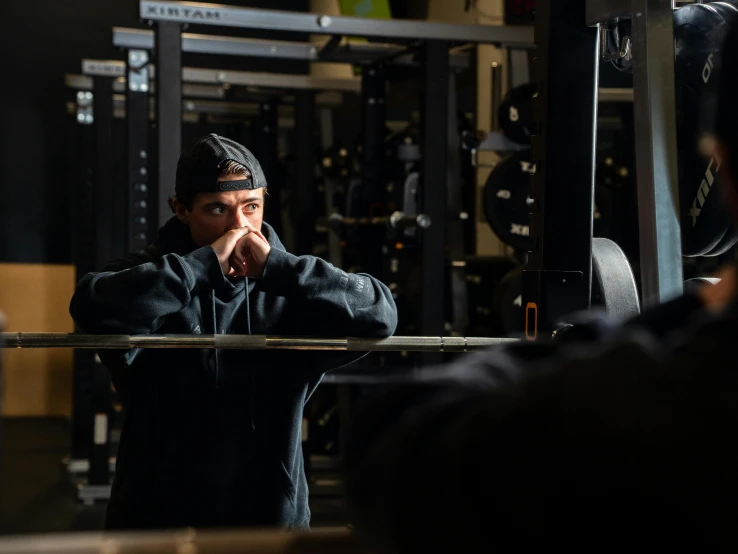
[0,0,433,265]
[0,0,323,264]
[0,1,624,265]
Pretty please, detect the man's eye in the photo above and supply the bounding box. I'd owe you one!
[211,206,226,214]
[247,204,259,211]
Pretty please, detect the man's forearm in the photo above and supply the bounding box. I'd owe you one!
[258,249,398,337]
[70,247,225,334]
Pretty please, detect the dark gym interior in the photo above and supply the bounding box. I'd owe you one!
[2,0,738,551]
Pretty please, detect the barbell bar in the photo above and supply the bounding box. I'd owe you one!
[0,333,517,352]
[316,211,432,232]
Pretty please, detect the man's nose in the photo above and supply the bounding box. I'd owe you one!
[230,209,249,230]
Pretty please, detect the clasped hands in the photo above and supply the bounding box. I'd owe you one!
[211,226,272,278]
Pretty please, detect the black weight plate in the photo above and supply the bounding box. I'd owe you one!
[591,238,641,320]
[497,82,536,146]
[706,226,738,256]
[684,277,721,293]
[675,3,737,256]
[483,151,535,251]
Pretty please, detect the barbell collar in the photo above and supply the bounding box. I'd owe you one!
[0,333,518,351]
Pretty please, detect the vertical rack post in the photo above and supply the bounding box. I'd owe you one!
[360,63,387,213]
[295,90,316,256]
[523,0,599,339]
[94,76,115,267]
[126,49,152,252]
[446,70,469,336]
[420,40,450,366]
[154,22,182,228]
[70,89,97,469]
[258,98,281,236]
[630,0,683,306]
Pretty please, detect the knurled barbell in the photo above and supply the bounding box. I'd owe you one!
[0,333,517,352]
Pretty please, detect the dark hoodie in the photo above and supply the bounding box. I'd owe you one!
[343,290,738,552]
[69,217,398,531]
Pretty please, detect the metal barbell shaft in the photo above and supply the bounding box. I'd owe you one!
[317,211,432,231]
[0,333,517,351]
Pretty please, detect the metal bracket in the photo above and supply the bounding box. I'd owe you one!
[127,49,150,92]
[75,91,94,125]
[600,23,632,62]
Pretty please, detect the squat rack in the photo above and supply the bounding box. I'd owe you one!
[522,0,682,340]
[589,0,683,307]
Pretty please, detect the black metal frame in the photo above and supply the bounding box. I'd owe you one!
[522,0,600,338]
[258,98,281,237]
[420,41,450,366]
[294,91,316,256]
[126,49,153,252]
[67,76,119,493]
[154,22,182,228]
[446,69,469,338]
[69,97,97,467]
[360,64,387,213]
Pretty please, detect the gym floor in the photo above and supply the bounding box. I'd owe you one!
[0,418,348,535]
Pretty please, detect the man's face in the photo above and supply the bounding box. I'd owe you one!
[175,174,266,247]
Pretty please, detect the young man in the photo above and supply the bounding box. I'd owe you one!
[69,133,397,530]
[344,19,738,554]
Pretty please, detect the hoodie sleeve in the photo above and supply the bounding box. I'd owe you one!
[258,248,398,338]
[69,245,226,335]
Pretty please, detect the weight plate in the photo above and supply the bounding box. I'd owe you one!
[705,226,738,256]
[591,238,641,320]
[497,82,536,146]
[675,3,738,256]
[684,276,722,295]
[483,151,535,251]
[491,240,638,335]
[685,277,721,290]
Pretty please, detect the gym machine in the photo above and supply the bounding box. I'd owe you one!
[523,0,736,339]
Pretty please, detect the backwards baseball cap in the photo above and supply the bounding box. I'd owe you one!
[175,134,267,199]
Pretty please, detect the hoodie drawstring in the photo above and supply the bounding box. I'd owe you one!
[211,279,256,432]
[245,277,256,432]
[211,290,219,385]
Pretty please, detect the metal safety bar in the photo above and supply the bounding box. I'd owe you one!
[0,333,517,352]
[81,59,361,92]
[65,74,226,99]
[139,0,535,47]
[113,27,471,68]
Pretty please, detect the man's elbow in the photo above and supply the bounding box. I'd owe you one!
[368,305,398,338]
[69,292,97,334]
